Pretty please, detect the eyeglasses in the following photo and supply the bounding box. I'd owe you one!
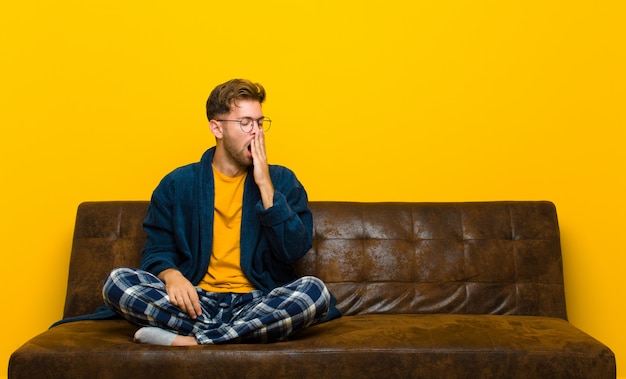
[215,117,272,133]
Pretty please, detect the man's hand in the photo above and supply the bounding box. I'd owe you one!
[158,268,202,319]
[250,128,274,209]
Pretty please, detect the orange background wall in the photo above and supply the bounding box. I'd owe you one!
[2,1,624,377]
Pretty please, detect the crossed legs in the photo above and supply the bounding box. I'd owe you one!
[102,267,331,345]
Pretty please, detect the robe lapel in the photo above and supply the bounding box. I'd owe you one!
[240,171,263,288]
[193,148,216,284]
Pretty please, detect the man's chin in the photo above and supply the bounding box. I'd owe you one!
[236,156,253,168]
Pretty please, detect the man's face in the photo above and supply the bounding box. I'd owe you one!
[218,99,264,169]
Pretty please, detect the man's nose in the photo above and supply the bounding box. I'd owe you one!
[250,120,262,132]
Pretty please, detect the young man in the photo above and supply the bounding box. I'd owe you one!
[103,79,340,346]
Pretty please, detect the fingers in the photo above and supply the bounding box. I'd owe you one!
[170,288,201,319]
[251,129,267,164]
[190,293,202,319]
[251,130,270,183]
[163,272,202,319]
[256,127,266,154]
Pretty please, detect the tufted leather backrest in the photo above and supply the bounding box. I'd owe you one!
[296,202,566,319]
[64,202,147,318]
[63,201,567,320]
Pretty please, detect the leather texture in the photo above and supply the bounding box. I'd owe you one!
[9,201,616,378]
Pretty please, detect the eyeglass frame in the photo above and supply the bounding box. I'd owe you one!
[214,117,272,133]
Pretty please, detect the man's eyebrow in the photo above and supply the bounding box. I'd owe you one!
[238,116,265,121]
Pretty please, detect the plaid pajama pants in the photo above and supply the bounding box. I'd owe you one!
[102,267,331,344]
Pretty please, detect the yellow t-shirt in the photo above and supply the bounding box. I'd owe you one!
[198,166,256,293]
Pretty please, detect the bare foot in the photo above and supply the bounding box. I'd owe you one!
[172,335,199,346]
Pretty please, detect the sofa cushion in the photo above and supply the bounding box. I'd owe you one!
[10,315,614,379]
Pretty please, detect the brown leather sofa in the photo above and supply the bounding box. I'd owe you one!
[9,201,615,378]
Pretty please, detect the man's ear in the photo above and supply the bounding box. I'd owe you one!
[209,120,223,139]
